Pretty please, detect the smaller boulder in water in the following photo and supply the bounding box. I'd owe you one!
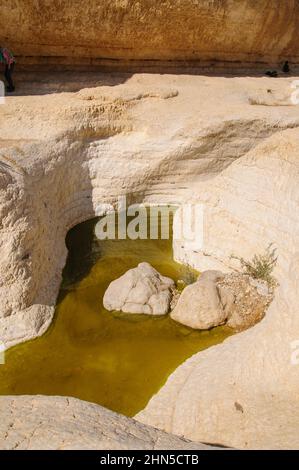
[170,272,228,329]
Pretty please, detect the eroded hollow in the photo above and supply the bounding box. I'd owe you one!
[0,209,231,416]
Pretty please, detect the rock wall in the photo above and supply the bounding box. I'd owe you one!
[137,128,299,450]
[1,73,299,448]
[1,74,299,347]
[1,0,299,68]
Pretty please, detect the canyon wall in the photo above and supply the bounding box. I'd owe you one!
[1,0,299,68]
[1,72,299,448]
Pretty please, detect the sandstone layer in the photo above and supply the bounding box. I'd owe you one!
[1,72,299,449]
[1,1,299,69]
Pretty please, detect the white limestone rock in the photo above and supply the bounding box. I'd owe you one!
[198,270,225,283]
[0,395,218,450]
[1,73,299,450]
[137,128,299,450]
[170,274,228,329]
[103,262,174,315]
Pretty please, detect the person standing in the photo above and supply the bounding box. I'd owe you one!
[282,61,290,74]
[0,47,15,92]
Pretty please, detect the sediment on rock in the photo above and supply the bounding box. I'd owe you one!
[218,273,275,332]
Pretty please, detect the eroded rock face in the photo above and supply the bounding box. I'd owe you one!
[137,128,299,450]
[4,72,298,348]
[1,1,299,68]
[0,396,217,450]
[103,263,174,315]
[1,73,299,449]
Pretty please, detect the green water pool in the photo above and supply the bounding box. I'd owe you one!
[0,212,232,416]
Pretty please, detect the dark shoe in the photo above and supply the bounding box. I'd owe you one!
[265,70,278,78]
[6,86,15,93]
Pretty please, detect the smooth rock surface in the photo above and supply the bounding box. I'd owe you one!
[0,395,218,450]
[170,277,227,330]
[198,271,225,284]
[103,262,174,315]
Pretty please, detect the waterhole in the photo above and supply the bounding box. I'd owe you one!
[0,210,232,416]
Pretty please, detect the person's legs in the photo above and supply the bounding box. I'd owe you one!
[4,63,15,91]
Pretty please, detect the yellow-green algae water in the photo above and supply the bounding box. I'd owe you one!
[0,211,232,417]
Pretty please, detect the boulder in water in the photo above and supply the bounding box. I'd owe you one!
[103,262,174,315]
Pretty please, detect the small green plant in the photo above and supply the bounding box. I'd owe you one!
[232,244,278,285]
